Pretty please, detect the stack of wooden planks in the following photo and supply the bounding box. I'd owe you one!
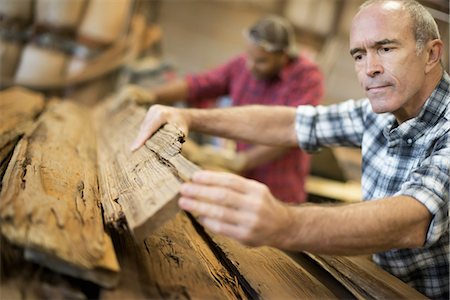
[0,97,119,288]
[0,87,427,299]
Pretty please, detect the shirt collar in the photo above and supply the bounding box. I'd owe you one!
[384,72,449,142]
[407,71,449,129]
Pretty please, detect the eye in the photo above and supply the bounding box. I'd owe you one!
[379,47,392,54]
[353,54,363,61]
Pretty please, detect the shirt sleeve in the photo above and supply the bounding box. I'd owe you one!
[295,99,369,152]
[185,56,241,106]
[396,132,450,246]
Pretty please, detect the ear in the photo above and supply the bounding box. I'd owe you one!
[424,39,443,74]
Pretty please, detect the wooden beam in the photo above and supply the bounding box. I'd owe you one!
[94,99,200,241]
[304,253,427,299]
[0,100,119,288]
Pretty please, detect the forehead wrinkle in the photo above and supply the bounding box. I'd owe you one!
[350,39,401,56]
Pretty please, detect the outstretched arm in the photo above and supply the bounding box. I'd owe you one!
[152,78,189,104]
[131,104,298,151]
[180,170,432,255]
[116,79,189,105]
[237,145,290,173]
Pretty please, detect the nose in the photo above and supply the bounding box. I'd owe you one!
[365,53,383,77]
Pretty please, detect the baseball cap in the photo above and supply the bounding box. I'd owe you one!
[243,15,298,58]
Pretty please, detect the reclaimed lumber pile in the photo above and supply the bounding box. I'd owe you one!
[0,99,119,288]
[94,98,200,241]
[102,210,426,299]
[0,87,44,179]
[0,87,428,299]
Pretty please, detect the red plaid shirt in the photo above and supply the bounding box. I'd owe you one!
[186,54,323,203]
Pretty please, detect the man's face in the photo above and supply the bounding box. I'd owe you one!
[245,42,286,80]
[350,2,428,118]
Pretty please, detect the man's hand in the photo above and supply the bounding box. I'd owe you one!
[130,104,190,151]
[182,141,247,173]
[116,84,157,105]
[179,170,291,247]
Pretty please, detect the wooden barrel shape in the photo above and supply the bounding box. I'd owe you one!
[35,0,87,31]
[0,0,32,21]
[77,0,132,46]
[0,39,22,81]
[14,44,68,86]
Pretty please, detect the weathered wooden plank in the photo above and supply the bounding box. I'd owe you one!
[0,100,119,288]
[94,99,200,241]
[205,227,339,299]
[102,212,248,300]
[0,87,45,180]
[305,253,427,299]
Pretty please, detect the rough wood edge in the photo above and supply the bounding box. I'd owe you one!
[305,253,427,299]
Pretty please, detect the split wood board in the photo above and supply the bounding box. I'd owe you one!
[0,87,45,179]
[102,211,344,299]
[101,212,248,300]
[0,100,119,288]
[206,227,339,299]
[305,253,427,299]
[94,98,200,241]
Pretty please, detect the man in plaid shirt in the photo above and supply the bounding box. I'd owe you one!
[131,0,448,298]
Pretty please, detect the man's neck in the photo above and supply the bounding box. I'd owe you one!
[394,66,444,124]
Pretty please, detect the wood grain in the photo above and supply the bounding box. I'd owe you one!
[207,228,338,299]
[0,100,119,288]
[306,253,427,299]
[94,98,200,241]
[102,212,248,299]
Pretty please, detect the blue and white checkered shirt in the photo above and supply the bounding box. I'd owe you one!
[295,72,449,299]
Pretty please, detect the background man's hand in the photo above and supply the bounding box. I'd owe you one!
[116,84,157,105]
[179,170,291,247]
[181,140,247,173]
[130,104,190,151]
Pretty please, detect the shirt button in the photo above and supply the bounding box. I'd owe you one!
[407,138,412,144]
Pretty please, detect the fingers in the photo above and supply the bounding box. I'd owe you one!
[181,182,254,210]
[130,105,189,151]
[134,90,156,105]
[130,106,165,151]
[179,196,251,227]
[199,217,249,241]
[179,171,282,247]
[179,194,266,246]
[190,170,260,194]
